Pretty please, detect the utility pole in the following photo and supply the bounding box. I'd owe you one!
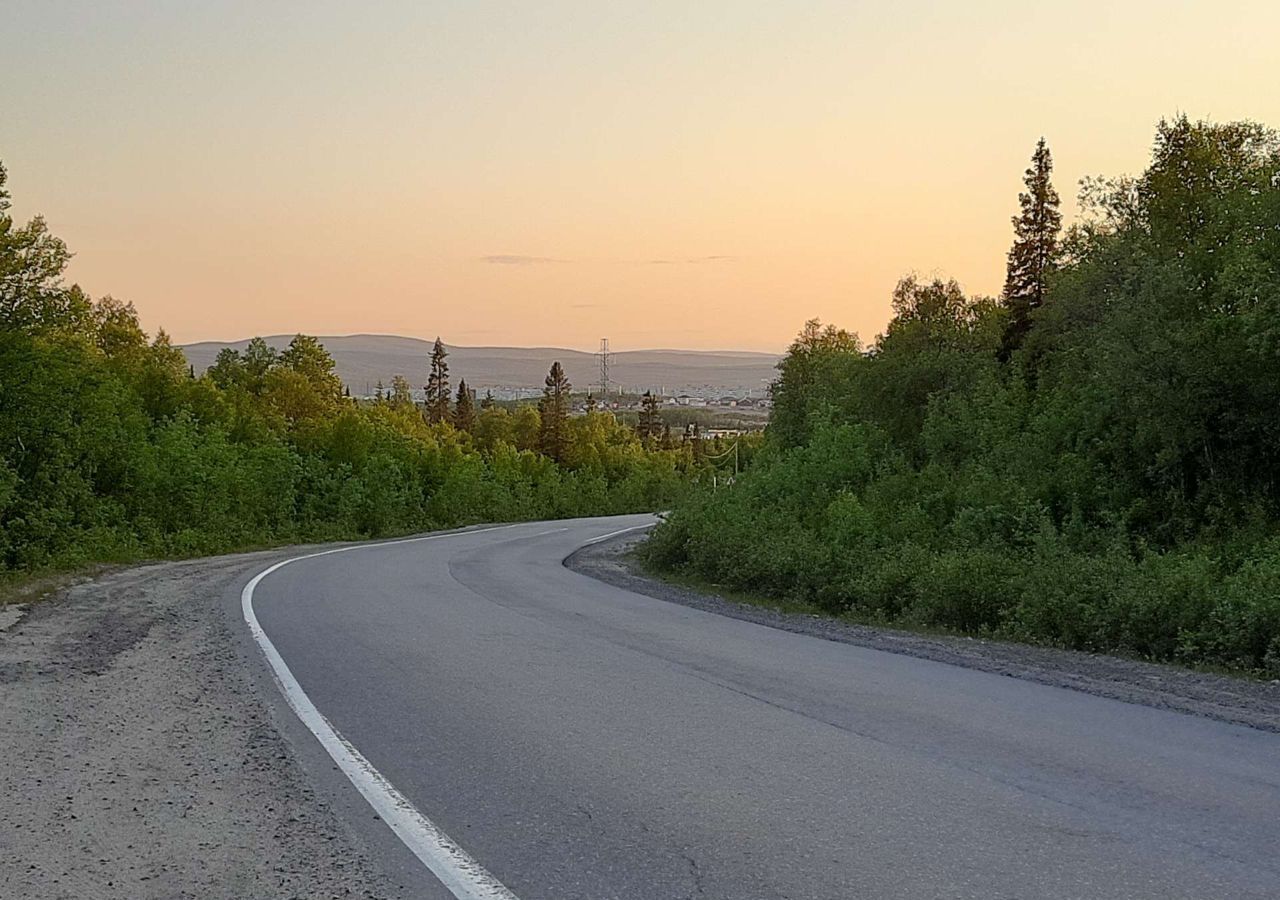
[597,337,610,401]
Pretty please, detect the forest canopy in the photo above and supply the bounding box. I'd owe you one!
[644,118,1280,674]
[0,160,707,574]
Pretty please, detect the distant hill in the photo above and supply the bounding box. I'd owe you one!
[180,335,781,398]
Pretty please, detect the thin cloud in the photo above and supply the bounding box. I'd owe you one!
[644,255,738,265]
[481,254,563,265]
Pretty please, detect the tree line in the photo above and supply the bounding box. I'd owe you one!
[0,162,710,576]
[645,117,1280,674]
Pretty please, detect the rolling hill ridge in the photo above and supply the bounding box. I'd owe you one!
[181,334,780,397]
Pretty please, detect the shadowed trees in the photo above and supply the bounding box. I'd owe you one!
[425,337,450,424]
[1000,138,1062,360]
[538,362,572,462]
[0,161,700,577]
[646,117,1280,674]
[453,379,476,431]
[637,391,661,444]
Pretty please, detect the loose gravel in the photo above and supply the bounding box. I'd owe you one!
[0,550,406,900]
[566,532,1280,734]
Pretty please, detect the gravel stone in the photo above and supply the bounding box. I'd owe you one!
[0,551,408,900]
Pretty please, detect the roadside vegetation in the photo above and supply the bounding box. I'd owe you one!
[0,164,737,580]
[644,117,1280,675]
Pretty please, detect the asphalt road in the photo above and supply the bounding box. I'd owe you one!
[238,515,1280,899]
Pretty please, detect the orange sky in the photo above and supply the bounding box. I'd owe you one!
[4,1,1279,351]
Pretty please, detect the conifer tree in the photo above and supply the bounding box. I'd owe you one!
[585,393,597,413]
[374,379,385,403]
[538,361,572,461]
[453,379,476,431]
[637,390,661,442]
[424,337,451,423]
[1000,138,1062,358]
[480,389,495,410]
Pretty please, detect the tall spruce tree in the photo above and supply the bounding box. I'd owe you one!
[1000,138,1062,359]
[424,337,451,423]
[638,390,661,442]
[538,361,572,462]
[453,379,476,431]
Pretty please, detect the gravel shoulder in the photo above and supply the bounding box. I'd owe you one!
[566,532,1280,734]
[0,547,407,900]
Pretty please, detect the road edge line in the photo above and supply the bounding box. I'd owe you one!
[240,526,521,900]
[578,523,653,546]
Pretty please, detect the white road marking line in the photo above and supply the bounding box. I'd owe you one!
[579,523,653,546]
[241,524,524,900]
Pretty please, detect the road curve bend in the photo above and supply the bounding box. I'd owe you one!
[238,515,1280,900]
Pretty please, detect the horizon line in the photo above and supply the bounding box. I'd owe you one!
[178,332,785,356]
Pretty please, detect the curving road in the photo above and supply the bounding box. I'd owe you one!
[236,515,1280,899]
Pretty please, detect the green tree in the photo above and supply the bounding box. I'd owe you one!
[1000,138,1062,359]
[91,297,148,360]
[646,118,1280,673]
[660,422,676,450]
[453,379,477,431]
[538,361,572,461]
[769,319,860,449]
[424,337,451,424]
[512,405,542,452]
[473,404,513,451]
[207,347,245,390]
[0,162,88,334]
[242,338,279,394]
[637,391,661,443]
[480,389,496,410]
[280,334,342,401]
[0,159,690,579]
[388,374,414,408]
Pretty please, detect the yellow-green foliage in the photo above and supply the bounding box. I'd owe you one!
[0,163,699,574]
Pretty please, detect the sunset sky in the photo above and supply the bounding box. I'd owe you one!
[4,1,1279,351]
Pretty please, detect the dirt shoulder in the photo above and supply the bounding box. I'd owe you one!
[0,548,407,900]
[566,533,1280,734]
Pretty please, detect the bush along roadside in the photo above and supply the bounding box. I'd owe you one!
[643,117,1280,676]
